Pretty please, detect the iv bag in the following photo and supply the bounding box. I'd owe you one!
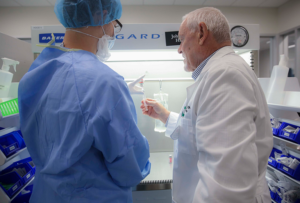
[154,91,168,133]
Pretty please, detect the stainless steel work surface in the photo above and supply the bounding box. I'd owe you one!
[144,152,173,182]
[133,152,174,191]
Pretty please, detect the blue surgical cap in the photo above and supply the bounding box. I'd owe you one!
[54,0,122,28]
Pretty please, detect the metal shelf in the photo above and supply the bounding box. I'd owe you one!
[273,136,300,151]
[267,165,300,185]
[0,148,27,166]
[268,103,300,112]
[10,177,34,202]
[0,114,19,129]
[0,114,19,122]
[0,127,19,137]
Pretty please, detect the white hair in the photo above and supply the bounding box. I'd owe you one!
[182,7,231,44]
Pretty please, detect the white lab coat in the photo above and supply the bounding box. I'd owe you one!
[166,46,273,203]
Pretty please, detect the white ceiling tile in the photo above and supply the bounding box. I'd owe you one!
[174,0,205,5]
[46,0,56,6]
[259,0,289,7]
[15,0,52,6]
[232,0,265,7]
[144,0,174,5]
[0,0,21,6]
[203,0,236,6]
[121,0,143,5]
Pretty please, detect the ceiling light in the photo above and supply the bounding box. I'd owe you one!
[288,45,296,48]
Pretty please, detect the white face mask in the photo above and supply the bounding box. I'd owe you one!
[96,23,116,62]
[67,22,116,62]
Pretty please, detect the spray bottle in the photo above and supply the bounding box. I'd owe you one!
[0,58,19,98]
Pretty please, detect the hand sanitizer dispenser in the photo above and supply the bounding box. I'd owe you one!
[266,54,289,104]
[0,58,19,98]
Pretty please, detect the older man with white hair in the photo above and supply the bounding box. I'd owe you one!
[141,7,273,203]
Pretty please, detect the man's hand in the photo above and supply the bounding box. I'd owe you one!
[140,98,170,124]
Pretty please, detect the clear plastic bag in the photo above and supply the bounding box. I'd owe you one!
[154,80,168,133]
[283,126,297,133]
[282,190,300,203]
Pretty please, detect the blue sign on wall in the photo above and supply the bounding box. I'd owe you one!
[39,33,65,43]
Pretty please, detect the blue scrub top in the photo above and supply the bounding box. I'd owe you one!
[18,46,151,203]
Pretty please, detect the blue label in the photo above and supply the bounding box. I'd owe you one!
[39,33,65,43]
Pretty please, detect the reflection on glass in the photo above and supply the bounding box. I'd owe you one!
[259,37,272,78]
[287,33,296,77]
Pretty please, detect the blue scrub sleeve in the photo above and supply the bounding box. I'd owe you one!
[91,78,151,187]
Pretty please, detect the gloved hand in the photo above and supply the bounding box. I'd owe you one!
[127,75,145,94]
[140,98,170,124]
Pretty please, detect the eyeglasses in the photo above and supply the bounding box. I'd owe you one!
[114,19,122,33]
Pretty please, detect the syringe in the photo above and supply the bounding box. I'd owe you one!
[140,78,148,111]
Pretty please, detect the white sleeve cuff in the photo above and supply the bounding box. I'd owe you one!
[165,112,179,138]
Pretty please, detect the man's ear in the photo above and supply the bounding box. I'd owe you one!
[198,22,209,46]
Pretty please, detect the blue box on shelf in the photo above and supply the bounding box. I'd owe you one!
[11,184,33,203]
[20,158,36,175]
[0,131,26,157]
[275,195,281,203]
[0,158,35,185]
[270,189,277,201]
[0,171,23,198]
[272,124,282,137]
[268,148,282,168]
[277,154,300,181]
[17,130,23,138]
[279,122,300,144]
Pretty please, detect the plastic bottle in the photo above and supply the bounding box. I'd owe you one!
[154,80,168,133]
[266,55,289,104]
[0,58,19,98]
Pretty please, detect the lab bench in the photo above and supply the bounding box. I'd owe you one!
[132,152,173,203]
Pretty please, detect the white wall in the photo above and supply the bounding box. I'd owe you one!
[121,6,278,35]
[0,7,60,38]
[278,0,300,33]
[0,33,34,82]
[0,5,279,38]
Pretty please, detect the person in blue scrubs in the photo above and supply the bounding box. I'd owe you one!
[18,0,151,202]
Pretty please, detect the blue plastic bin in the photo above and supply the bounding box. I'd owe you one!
[12,131,26,149]
[279,122,300,144]
[16,158,35,174]
[0,131,26,157]
[268,148,282,168]
[17,130,23,138]
[270,189,277,201]
[0,158,35,185]
[0,171,23,198]
[12,184,33,203]
[271,121,282,136]
[277,154,300,181]
[0,134,20,156]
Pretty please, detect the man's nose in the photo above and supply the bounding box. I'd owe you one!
[178,46,182,54]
